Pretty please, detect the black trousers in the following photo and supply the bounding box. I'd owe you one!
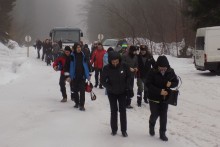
[71,78,86,106]
[149,101,168,133]
[94,68,102,86]
[126,74,135,106]
[59,74,68,98]
[37,49,41,58]
[108,93,127,132]
[42,51,45,61]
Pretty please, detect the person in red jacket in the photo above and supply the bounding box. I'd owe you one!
[53,46,72,102]
[90,42,106,88]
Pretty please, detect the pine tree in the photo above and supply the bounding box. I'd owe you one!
[184,0,220,29]
[0,0,16,43]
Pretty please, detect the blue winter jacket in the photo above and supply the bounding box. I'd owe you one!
[103,52,109,67]
[69,52,90,80]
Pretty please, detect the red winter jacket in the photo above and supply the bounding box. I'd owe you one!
[90,49,106,69]
[53,55,68,75]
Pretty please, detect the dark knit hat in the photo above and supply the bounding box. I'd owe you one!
[64,46,71,52]
[140,45,148,51]
[157,55,170,67]
[108,51,121,64]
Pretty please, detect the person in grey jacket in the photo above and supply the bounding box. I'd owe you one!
[122,45,138,108]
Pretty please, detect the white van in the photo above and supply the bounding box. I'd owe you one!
[102,39,127,51]
[194,26,220,72]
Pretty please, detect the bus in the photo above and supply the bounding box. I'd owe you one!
[49,27,83,49]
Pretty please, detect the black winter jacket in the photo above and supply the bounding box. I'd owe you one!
[146,68,179,102]
[137,54,155,79]
[101,63,132,95]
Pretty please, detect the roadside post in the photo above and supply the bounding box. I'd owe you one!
[25,35,32,57]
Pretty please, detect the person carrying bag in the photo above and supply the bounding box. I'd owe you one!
[146,55,179,141]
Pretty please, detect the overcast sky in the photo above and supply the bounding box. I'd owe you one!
[12,0,90,42]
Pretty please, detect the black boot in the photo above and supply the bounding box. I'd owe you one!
[126,98,133,109]
[160,131,168,141]
[149,121,155,136]
[122,131,128,137]
[79,105,85,111]
[144,91,149,104]
[137,91,142,107]
[94,83,98,88]
[74,103,79,108]
[61,97,67,102]
[99,84,104,89]
[149,126,155,136]
[111,131,117,136]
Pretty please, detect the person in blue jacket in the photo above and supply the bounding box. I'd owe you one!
[65,43,90,111]
[103,47,114,67]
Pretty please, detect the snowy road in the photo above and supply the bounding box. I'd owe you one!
[0,46,219,147]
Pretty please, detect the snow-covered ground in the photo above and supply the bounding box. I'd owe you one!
[0,43,219,147]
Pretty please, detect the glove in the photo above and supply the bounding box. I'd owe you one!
[53,66,58,71]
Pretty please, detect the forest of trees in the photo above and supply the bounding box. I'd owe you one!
[86,0,195,53]
[1,0,220,51]
[0,0,16,43]
[184,0,220,29]
[86,0,220,56]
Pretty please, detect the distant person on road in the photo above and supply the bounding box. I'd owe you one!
[90,42,106,89]
[103,47,114,67]
[52,41,61,61]
[35,39,42,59]
[146,55,179,141]
[44,39,53,65]
[90,41,98,58]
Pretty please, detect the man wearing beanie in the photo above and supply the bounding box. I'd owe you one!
[65,43,90,111]
[136,45,156,106]
[146,55,179,141]
[122,45,138,109]
[53,46,72,102]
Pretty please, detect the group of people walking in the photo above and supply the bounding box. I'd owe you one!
[34,39,62,65]
[48,40,179,141]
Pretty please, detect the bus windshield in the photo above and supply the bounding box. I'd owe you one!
[53,30,80,43]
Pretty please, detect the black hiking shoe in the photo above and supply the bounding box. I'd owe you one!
[126,105,133,109]
[60,98,67,102]
[160,132,168,141]
[74,104,79,108]
[79,106,85,111]
[144,98,149,104]
[99,85,104,89]
[111,131,117,136]
[122,132,128,137]
[149,127,155,136]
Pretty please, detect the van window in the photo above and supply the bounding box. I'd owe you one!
[196,37,205,50]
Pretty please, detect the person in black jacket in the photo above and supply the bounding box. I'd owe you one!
[146,55,179,141]
[101,51,132,137]
[35,39,42,59]
[136,45,155,106]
